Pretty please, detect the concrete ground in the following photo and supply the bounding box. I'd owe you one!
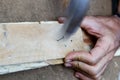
[0,0,119,80]
[0,57,119,80]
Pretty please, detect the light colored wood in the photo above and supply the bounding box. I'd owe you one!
[0,21,119,75]
[0,21,90,66]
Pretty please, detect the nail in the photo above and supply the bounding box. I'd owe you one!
[65,59,72,62]
[65,63,72,67]
[75,73,80,78]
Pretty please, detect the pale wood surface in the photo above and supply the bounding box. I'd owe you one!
[0,21,90,66]
[0,22,119,75]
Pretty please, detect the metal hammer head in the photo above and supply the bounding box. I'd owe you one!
[62,0,89,39]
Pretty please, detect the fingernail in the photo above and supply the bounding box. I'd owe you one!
[65,63,72,67]
[75,73,80,78]
[58,17,65,23]
[75,74,80,78]
[65,59,71,62]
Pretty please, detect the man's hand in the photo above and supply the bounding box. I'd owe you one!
[59,16,120,80]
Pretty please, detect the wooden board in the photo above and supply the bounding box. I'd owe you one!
[0,21,91,66]
[0,21,119,75]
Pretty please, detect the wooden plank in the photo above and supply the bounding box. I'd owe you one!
[0,21,119,75]
[0,59,63,75]
[0,21,91,66]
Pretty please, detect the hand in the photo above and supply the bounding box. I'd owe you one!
[58,16,120,80]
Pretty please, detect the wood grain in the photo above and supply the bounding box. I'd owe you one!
[0,21,119,75]
[0,21,91,66]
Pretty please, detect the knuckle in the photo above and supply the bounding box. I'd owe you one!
[93,75,100,80]
[90,73,100,80]
[90,58,98,65]
[89,52,100,65]
[92,76,102,80]
[72,62,81,69]
[90,67,99,76]
[108,55,113,61]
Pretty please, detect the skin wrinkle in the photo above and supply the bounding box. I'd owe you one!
[72,61,93,76]
[75,60,108,80]
[91,38,108,54]
[82,18,106,38]
[100,17,120,37]
[65,51,93,65]
[75,70,94,80]
[94,17,119,37]
[87,29,102,37]
[72,61,98,77]
[76,52,93,65]
[59,16,120,80]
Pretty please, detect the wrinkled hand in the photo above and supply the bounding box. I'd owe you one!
[59,16,120,80]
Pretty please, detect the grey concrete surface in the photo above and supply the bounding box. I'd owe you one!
[0,0,119,80]
[0,57,120,80]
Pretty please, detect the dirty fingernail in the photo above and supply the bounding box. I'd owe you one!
[65,59,71,62]
[75,73,80,78]
[58,17,66,23]
[65,63,72,67]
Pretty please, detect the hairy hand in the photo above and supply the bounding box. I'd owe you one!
[59,16,120,80]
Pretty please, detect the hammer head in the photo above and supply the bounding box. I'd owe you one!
[62,0,89,39]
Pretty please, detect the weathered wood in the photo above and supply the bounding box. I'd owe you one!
[0,21,89,74]
[0,21,91,66]
[0,21,119,75]
[0,0,115,79]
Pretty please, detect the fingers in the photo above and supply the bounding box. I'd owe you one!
[75,72,102,80]
[74,63,107,80]
[65,16,113,65]
[65,36,112,65]
[65,51,94,65]
[58,17,66,23]
[75,72,94,80]
[64,16,116,65]
[89,37,112,63]
[58,16,106,38]
[65,51,113,75]
[65,51,114,80]
[58,16,102,37]
[62,16,119,80]
[95,63,108,78]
